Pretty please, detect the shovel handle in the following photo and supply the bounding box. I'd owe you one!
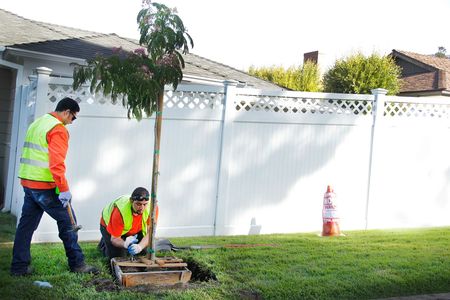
[66,203,76,226]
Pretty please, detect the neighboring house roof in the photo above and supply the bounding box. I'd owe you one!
[391,49,450,96]
[0,8,281,90]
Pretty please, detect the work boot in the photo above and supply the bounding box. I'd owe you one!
[70,264,99,275]
[10,266,33,277]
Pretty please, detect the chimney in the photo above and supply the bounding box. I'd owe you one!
[303,50,328,76]
[303,51,319,64]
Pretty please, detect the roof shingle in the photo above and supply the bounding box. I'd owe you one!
[395,50,450,73]
[392,49,450,94]
[0,8,281,90]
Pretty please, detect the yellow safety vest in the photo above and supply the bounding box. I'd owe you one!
[102,195,150,236]
[18,114,64,182]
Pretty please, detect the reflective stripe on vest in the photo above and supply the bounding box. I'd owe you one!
[23,141,49,153]
[18,114,64,182]
[102,195,150,236]
[19,157,49,168]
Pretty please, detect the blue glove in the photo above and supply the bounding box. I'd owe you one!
[58,191,72,208]
[123,234,138,249]
[128,244,142,255]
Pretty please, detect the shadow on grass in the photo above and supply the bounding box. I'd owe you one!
[0,212,16,243]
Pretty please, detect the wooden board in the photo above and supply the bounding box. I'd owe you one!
[115,261,187,268]
[111,257,192,287]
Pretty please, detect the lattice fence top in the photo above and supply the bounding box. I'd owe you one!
[48,83,118,105]
[47,83,224,111]
[384,101,450,119]
[43,82,450,120]
[234,94,373,116]
[165,89,224,110]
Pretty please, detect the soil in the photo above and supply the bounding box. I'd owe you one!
[84,278,121,292]
[85,256,218,293]
[185,257,217,282]
[239,289,263,300]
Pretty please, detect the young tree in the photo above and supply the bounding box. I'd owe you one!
[72,1,193,260]
[323,53,401,95]
[435,46,447,58]
[248,61,322,92]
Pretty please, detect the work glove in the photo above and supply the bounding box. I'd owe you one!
[123,234,138,249]
[128,244,142,256]
[58,191,72,208]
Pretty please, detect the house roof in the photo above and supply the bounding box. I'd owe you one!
[0,8,281,90]
[391,49,450,95]
[393,50,450,73]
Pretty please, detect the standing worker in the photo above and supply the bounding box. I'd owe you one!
[10,97,99,276]
[98,187,158,260]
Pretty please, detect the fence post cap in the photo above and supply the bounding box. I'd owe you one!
[35,67,53,75]
[371,88,388,95]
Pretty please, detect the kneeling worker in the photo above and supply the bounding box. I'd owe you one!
[99,187,158,259]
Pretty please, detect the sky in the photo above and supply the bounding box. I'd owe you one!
[1,0,449,72]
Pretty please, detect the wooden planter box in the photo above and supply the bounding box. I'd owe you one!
[111,257,192,287]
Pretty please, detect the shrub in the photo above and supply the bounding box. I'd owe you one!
[248,61,322,92]
[323,53,401,95]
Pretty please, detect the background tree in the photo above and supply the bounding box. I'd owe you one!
[323,53,401,95]
[435,46,447,58]
[248,61,322,92]
[72,1,193,260]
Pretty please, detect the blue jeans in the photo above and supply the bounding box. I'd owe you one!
[11,187,85,273]
[99,225,145,259]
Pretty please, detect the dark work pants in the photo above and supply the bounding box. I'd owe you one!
[99,225,144,260]
[11,187,85,274]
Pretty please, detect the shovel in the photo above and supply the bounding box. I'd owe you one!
[155,239,277,251]
[66,202,82,233]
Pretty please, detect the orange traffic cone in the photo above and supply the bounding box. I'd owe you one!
[321,185,342,236]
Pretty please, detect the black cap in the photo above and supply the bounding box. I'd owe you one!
[131,187,150,201]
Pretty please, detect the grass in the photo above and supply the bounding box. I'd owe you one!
[0,211,449,299]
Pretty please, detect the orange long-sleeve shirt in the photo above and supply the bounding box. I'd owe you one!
[21,112,70,192]
[100,207,150,238]
[100,205,159,238]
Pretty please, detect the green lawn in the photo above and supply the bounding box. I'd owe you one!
[0,212,449,299]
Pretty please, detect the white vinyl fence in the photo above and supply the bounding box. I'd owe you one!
[6,68,450,242]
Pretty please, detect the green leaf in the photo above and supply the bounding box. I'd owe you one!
[72,2,193,120]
